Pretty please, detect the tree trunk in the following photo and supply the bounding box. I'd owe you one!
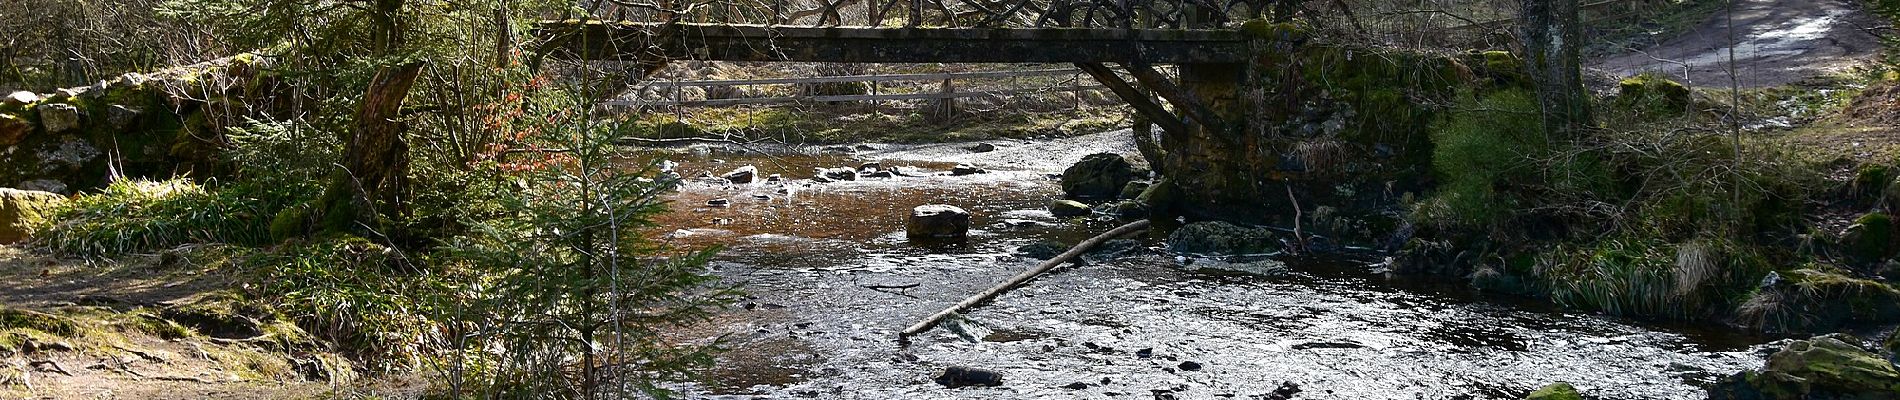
[320,62,424,233]
[1518,0,1592,138]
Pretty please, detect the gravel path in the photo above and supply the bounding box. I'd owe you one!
[1592,0,1886,87]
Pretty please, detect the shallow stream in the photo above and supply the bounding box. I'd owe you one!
[640,133,1772,399]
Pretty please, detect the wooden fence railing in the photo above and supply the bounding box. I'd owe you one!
[607,67,1135,109]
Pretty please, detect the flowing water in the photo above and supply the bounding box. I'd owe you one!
[641,132,1772,399]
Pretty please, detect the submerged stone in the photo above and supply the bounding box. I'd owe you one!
[1524,382,1582,400]
[1167,221,1277,255]
[722,165,757,184]
[934,366,1002,388]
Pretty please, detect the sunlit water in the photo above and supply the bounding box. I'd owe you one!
[638,143,1770,399]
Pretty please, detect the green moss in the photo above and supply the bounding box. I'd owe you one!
[1844,212,1897,261]
[1615,73,1692,115]
[1525,382,1583,400]
[0,308,78,336]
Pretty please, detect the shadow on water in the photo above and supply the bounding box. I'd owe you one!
[636,147,1772,399]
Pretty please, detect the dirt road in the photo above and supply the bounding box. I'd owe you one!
[1592,0,1886,87]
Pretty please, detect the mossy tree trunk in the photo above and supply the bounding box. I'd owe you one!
[318,0,423,235]
[1517,0,1593,137]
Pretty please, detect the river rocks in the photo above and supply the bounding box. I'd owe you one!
[1177,361,1203,371]
[705,198,730,207]
[1737,268,1900,333]
[968,142,997,153]
[813,167,857,182]
[934,366,1002,388]
[1097,200,1148,219]
[1049,199,1091,217]
[35,104,80,133]
[907,205,970,240]
[721,165,757,184]
[1167,221,1277,255]
[0,188,64,244]
[1016,240,1066,260]
[1184,258,1289,277]
[950,164,987,176]
[1061,153,1135,199]
[1710,335,1900,399]
[1524,382,1582,400]
[1120,180,1150,200]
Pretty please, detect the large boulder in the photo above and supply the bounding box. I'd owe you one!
[1737,269,1900,333]
[1524,382,1582,400]
[907,205,971,240]
[0,114,28,146]
[0,188,65,243]
[1167,221,1278,255]
[1060,153,1134,199]
[1710,335,1900,399]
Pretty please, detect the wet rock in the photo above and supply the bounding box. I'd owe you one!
[1049,199,1091,217]
[968,142,997,153]
[859,162,882,171]
[706,198,731,207]
[1524,382,1582,400]
[1061,153,1135,199]
[1185,258,1290,277]
[35,103,80,133]
[1120,180,1150,200]
[0,188,64,244]
[1061,382,1090,390]
[1177,361,1202,371]
[814,167,858,182]
[934,366,1002,388]
[1086,238,1143,260]
[1736,268,1900,333]
[721,166,757,184]
[951,164,987,176]
[907,205,970,240]
[1710,335,1900,399]
[1166,221,1277,255]
[853,144,877,151]
[1015,240,1066,260]
[1097,200,1148,219]
[765,174,783,182]
[1264,382,1302,400]
[863,170,895,179]
[1135,348,1154,358]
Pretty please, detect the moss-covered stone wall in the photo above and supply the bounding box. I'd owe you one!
[0,56,264,194]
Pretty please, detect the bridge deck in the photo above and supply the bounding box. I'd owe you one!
[538,21,1248,64]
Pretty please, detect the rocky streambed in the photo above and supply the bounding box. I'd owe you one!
[640,131,1778,399]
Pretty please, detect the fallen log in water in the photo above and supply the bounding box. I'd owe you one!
[898,219,1151,343]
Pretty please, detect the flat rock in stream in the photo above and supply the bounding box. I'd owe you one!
[934,366,1003,388]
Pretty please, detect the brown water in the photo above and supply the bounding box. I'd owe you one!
[639,144,1772,400]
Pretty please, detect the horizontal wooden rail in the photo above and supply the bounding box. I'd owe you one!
[635,68,1087,87]
[610,84,1109,107]
[609,65,1155,108]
